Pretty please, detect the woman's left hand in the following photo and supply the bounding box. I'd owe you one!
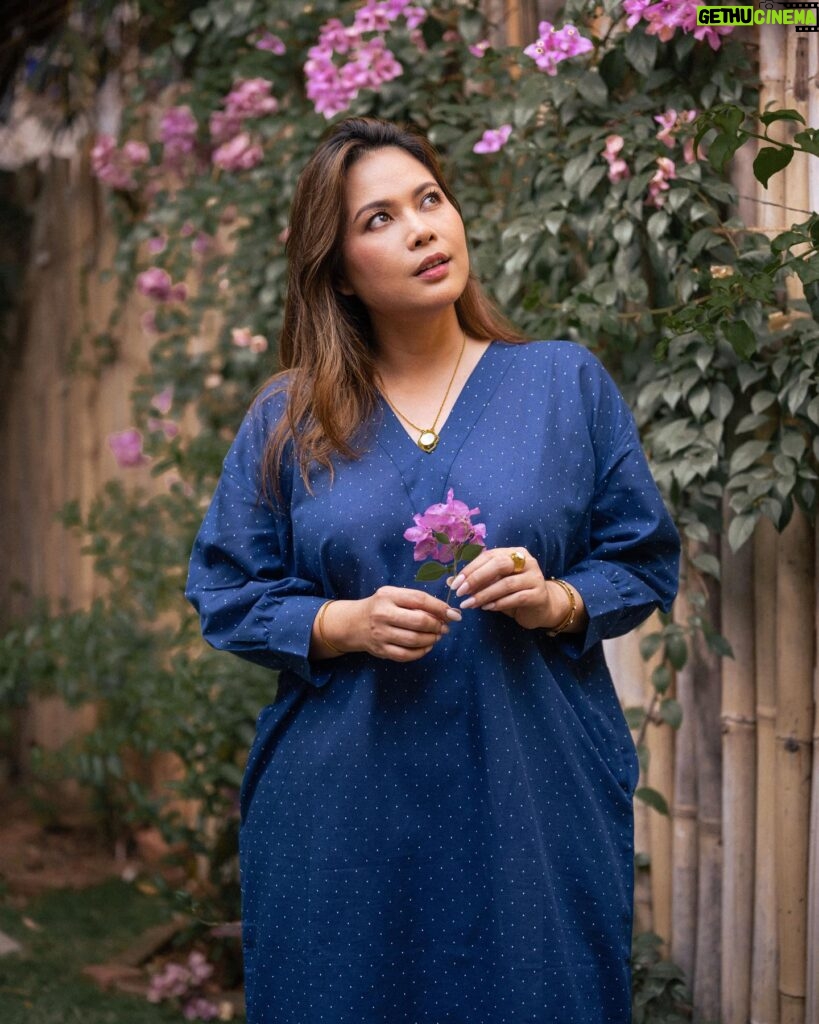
[448,547,581,632]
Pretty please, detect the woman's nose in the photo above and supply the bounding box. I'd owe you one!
[410,224,435,248]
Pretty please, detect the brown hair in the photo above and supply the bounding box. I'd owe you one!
[259,116,526,500]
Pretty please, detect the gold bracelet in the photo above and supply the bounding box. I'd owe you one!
[546,578,576,637]
[316,600,344,655]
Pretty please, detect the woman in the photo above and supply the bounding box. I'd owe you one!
[186,117,680,1023]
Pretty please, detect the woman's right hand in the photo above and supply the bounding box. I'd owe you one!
[316,587,461,662]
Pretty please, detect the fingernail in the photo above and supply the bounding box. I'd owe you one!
[445,577,454,587]
[446,609,462,621]
[450,574,465,590]
[441,625,450,635]
[456,582,470,597]
[485,602,496,611]
[460,597,476,609]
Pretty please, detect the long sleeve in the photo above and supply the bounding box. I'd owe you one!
[558,351,680,658]
[185,389,332,687]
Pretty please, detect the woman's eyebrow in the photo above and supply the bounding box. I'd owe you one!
[352,180,439,223]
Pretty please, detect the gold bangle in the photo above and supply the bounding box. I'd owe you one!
[316,600,344,655]
[546,578,576,637]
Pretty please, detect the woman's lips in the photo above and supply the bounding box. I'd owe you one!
[414,254,450,280]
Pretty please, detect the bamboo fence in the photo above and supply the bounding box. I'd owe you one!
[0,7,816,1022]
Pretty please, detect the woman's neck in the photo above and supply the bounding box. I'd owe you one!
[371,310,466,381]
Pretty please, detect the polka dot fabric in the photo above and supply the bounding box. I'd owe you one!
[186,340,680,1023]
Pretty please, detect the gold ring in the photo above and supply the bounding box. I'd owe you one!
[510,550,526,574]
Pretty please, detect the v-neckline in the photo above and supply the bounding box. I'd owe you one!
[377,339,497,453]
[374,340,516,512]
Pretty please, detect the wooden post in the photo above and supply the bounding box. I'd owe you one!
[752,517,781,1024]
[807,520,819,1024]
[671,580,698,984]
[775,511,815,1024]
[691,560,723,1022]
[721,508,756,1024]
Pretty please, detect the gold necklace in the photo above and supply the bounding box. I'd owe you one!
[378,332,467,453]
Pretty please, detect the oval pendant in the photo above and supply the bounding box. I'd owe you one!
[417,430,439,453]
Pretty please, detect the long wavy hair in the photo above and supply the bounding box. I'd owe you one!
[259,116,526,500]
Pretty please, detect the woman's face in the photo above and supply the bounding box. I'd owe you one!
[338,146,470,326]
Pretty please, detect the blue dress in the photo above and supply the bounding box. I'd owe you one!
[186,340,680,1024]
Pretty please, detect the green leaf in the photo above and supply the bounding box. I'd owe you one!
[723,321,757,358]
[728,512,757,551]
[666,633,688,671]
[635,786,670,816]
[623,30,658,75]
[760,108,805,127]
[652,664,671,694]
[639,633,663,660]
[433,531,451,544]
[613,220,634,246]
[415,562,448,581]
[780,432,806,459]
[706,631,734,658]
[624,706,647,730]
[793,129,819,157]
[751,390,776,414]
[753,145,794,188]
[730,439,769,474]
[660,698,683,730]
[457,543,484,563]
[577,72,608,108]
[692,552,720,579]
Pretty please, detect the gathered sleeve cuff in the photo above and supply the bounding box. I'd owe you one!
[185,389,335,688]
[552,354,680,659]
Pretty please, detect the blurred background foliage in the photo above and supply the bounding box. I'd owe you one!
[0,3,817,1015]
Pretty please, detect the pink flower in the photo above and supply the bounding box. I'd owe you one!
[122,140,150,164]
[147,235,167,255]
[182,996,219,1021]
[524,21,593,76]
[151,386,174,416]
[602,134,630,182]
[647,155,677,207]
[212,133,264,171]
[230,327,253,347]
[404,489,487,565]
[255,32,286,54]
[160,106,198,168]
[90,134,148,190]
[147,417,179,439]
[654,109,677,148]
[137,268,187,302]
[108,429,149,468]
[473,124,512,154]
[405,6,427,29]
[625,0,733,50]
[469,40,491,57]
[224,78,278,119]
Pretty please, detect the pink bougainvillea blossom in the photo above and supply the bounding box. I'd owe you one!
[182,996,220,1021]
[231,327,268,352]
[255,31,286,54]
[150,386,174,416]
[108,429,149,468]
[137,268,187,303]
[405,489,487,565]
[602,134,630,183]
[90,135,149,190]
[469,39,491,57]
[223,78,279,119]
[647,155,677,207]
[473,124,512,155]
[212,132,264,171]
[654,108,698,163]
[159,106,198,168]
[209,79,277,152]
[305,4,425,118]
[622,0,733,50]
[524,21,593,76]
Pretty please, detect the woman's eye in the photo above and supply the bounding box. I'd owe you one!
[366,211,391,229]
[422,190,442,207]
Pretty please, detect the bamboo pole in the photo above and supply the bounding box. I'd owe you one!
[805,41,819,1024]
[691,557,723,1022]
[605,630,655,935]
[642,621,674,955]
[721,507,756,1024]
[775,510,815,1024]
[752,517,781,1024]
[807,520,819,1024]
[671,579,698,985]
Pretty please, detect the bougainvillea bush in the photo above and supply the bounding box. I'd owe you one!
[3,0,818,978]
